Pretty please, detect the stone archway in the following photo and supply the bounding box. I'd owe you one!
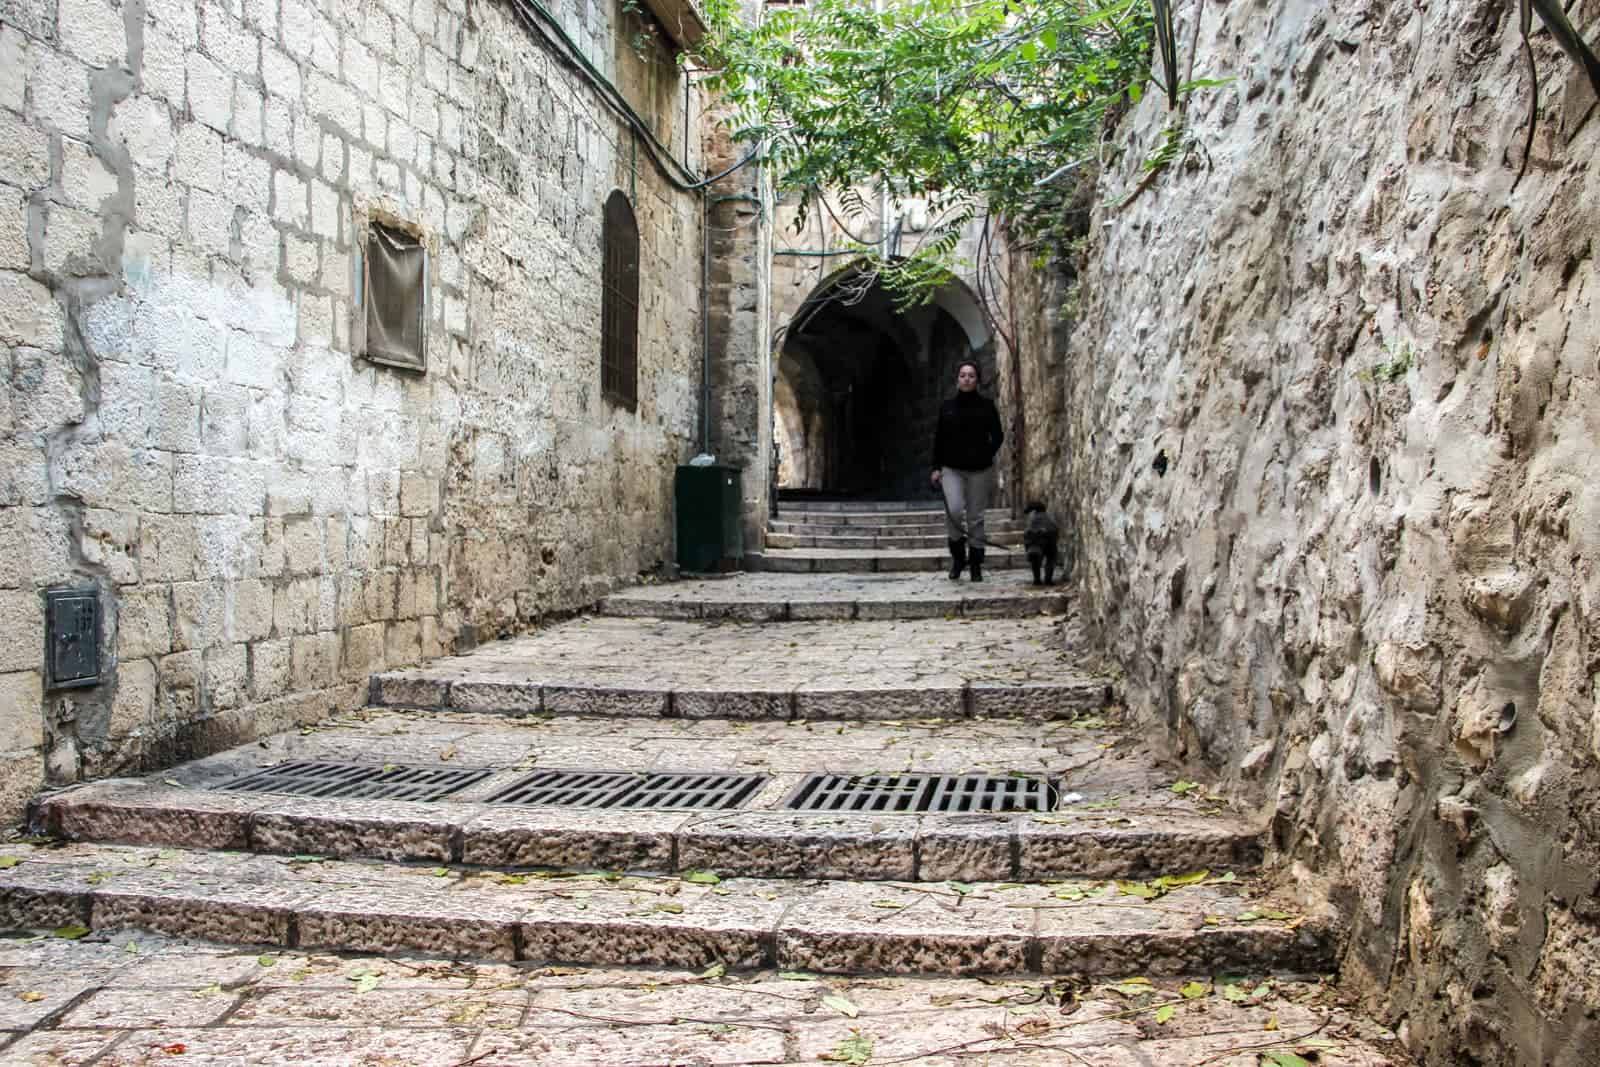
[774,266,995,500]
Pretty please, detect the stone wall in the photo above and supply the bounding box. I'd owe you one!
[0,0,706,819]
[702,112,771,547]
[1020,0,1600,1061]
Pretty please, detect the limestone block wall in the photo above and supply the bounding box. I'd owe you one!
[0,0,705,819]
[1021,0,1600,1061]
[702,114,771,547]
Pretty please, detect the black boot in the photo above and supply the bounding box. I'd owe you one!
[947,539,967,580]
[969,546,985,582]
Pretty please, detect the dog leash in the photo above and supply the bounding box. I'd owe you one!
[936,488,1011,552]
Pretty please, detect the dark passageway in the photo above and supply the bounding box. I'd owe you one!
[775,269,994,501]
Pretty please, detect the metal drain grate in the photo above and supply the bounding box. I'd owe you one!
[484,770,767,810]
[785,773,1057,813]
[212,760,492,802]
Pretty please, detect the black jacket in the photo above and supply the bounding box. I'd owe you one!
[932,391,1004,472]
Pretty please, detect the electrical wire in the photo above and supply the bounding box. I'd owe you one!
[507,0,760,191]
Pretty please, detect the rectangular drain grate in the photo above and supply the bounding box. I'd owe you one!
[785,773,1057,813]
[484,770,767,810]
[212,760,492,803]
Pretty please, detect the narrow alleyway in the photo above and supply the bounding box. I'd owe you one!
[2,505,1407,1064]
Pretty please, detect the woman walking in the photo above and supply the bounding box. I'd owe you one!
[931,360,1004,581]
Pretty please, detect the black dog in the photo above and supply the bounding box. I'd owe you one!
[1023,502,1059,586]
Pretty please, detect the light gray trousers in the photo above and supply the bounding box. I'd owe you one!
[940,465,992,544]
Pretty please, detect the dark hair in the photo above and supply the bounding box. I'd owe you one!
[957,359,981,381]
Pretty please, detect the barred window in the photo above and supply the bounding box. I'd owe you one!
[601,190,640,411]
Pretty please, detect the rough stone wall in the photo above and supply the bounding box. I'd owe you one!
[0,0,705,819]
[1021,0,1600,1062]
[702,112,771,547]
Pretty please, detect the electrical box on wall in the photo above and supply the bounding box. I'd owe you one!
[46,588,100,689]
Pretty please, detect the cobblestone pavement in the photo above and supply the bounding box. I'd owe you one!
[0,932,1404,1066]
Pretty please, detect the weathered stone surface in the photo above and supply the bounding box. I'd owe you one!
[748,548,1022,574]
[297,889,519,961]
[1000,0,1600,1055]
[1016,813,1263,880]
[0,930,1405,1066]
[39,711,1262,884]
[0,0,708,821]
[247,796,458,862]
[678,813,919,880]
[601,573,1069,621]
[460,807,684,872]
[0,841,1336,979]
[776,880,1032,976]
[673,688,794,720]
[368,613,1113,723]
[39,782,259,849]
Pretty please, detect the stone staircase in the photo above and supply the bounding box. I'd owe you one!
[748,499,1024,573]
[7,573,1376,1029]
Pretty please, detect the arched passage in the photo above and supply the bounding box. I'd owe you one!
[775,268,995,500]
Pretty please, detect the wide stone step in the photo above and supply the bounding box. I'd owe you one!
[776,498,999,512]
[36,782,1262,884]
[370,615,1111,720]
[769,518,1022,537]
[33,713,1256,884]
[602,574,1066,621]
[0,840,1332,978]
[747,548,1023,574]
[772,507,1010,525]
[765,531,1025,550]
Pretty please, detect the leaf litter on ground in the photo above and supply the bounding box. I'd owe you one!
[822,994,859,1018]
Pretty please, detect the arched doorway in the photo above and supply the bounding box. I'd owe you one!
[775,267,994,501]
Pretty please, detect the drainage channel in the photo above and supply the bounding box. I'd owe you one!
[210,763,1057,813]
[213,761,494,803]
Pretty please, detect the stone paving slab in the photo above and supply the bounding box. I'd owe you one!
[370,615,1111,720]
[0,841,1331,978]
[748,547,1024,573]
[0,932,1407,1066]
[601,572,1069,621]
[34,711,1261,881]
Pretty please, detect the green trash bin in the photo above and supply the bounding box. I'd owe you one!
[675,464,744,573]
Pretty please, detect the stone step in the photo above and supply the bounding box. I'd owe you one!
[772,507,1010,525]
[601,574,1066,621]
[769,518,1022,537]
[36,781,1262,885]
[0,931,1410,1066]
[776,499,996,513]
[33,713,1255,885]
[370,615,1111,721]
[765,531,1025,550]
[0,840,1333,979]
[747,548,1023,574]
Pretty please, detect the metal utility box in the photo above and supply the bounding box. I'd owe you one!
[46,587,101,689]
[675,464,744,573]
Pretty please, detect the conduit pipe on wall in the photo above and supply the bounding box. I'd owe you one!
[701,188,711,454]
[505,0,768,460]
